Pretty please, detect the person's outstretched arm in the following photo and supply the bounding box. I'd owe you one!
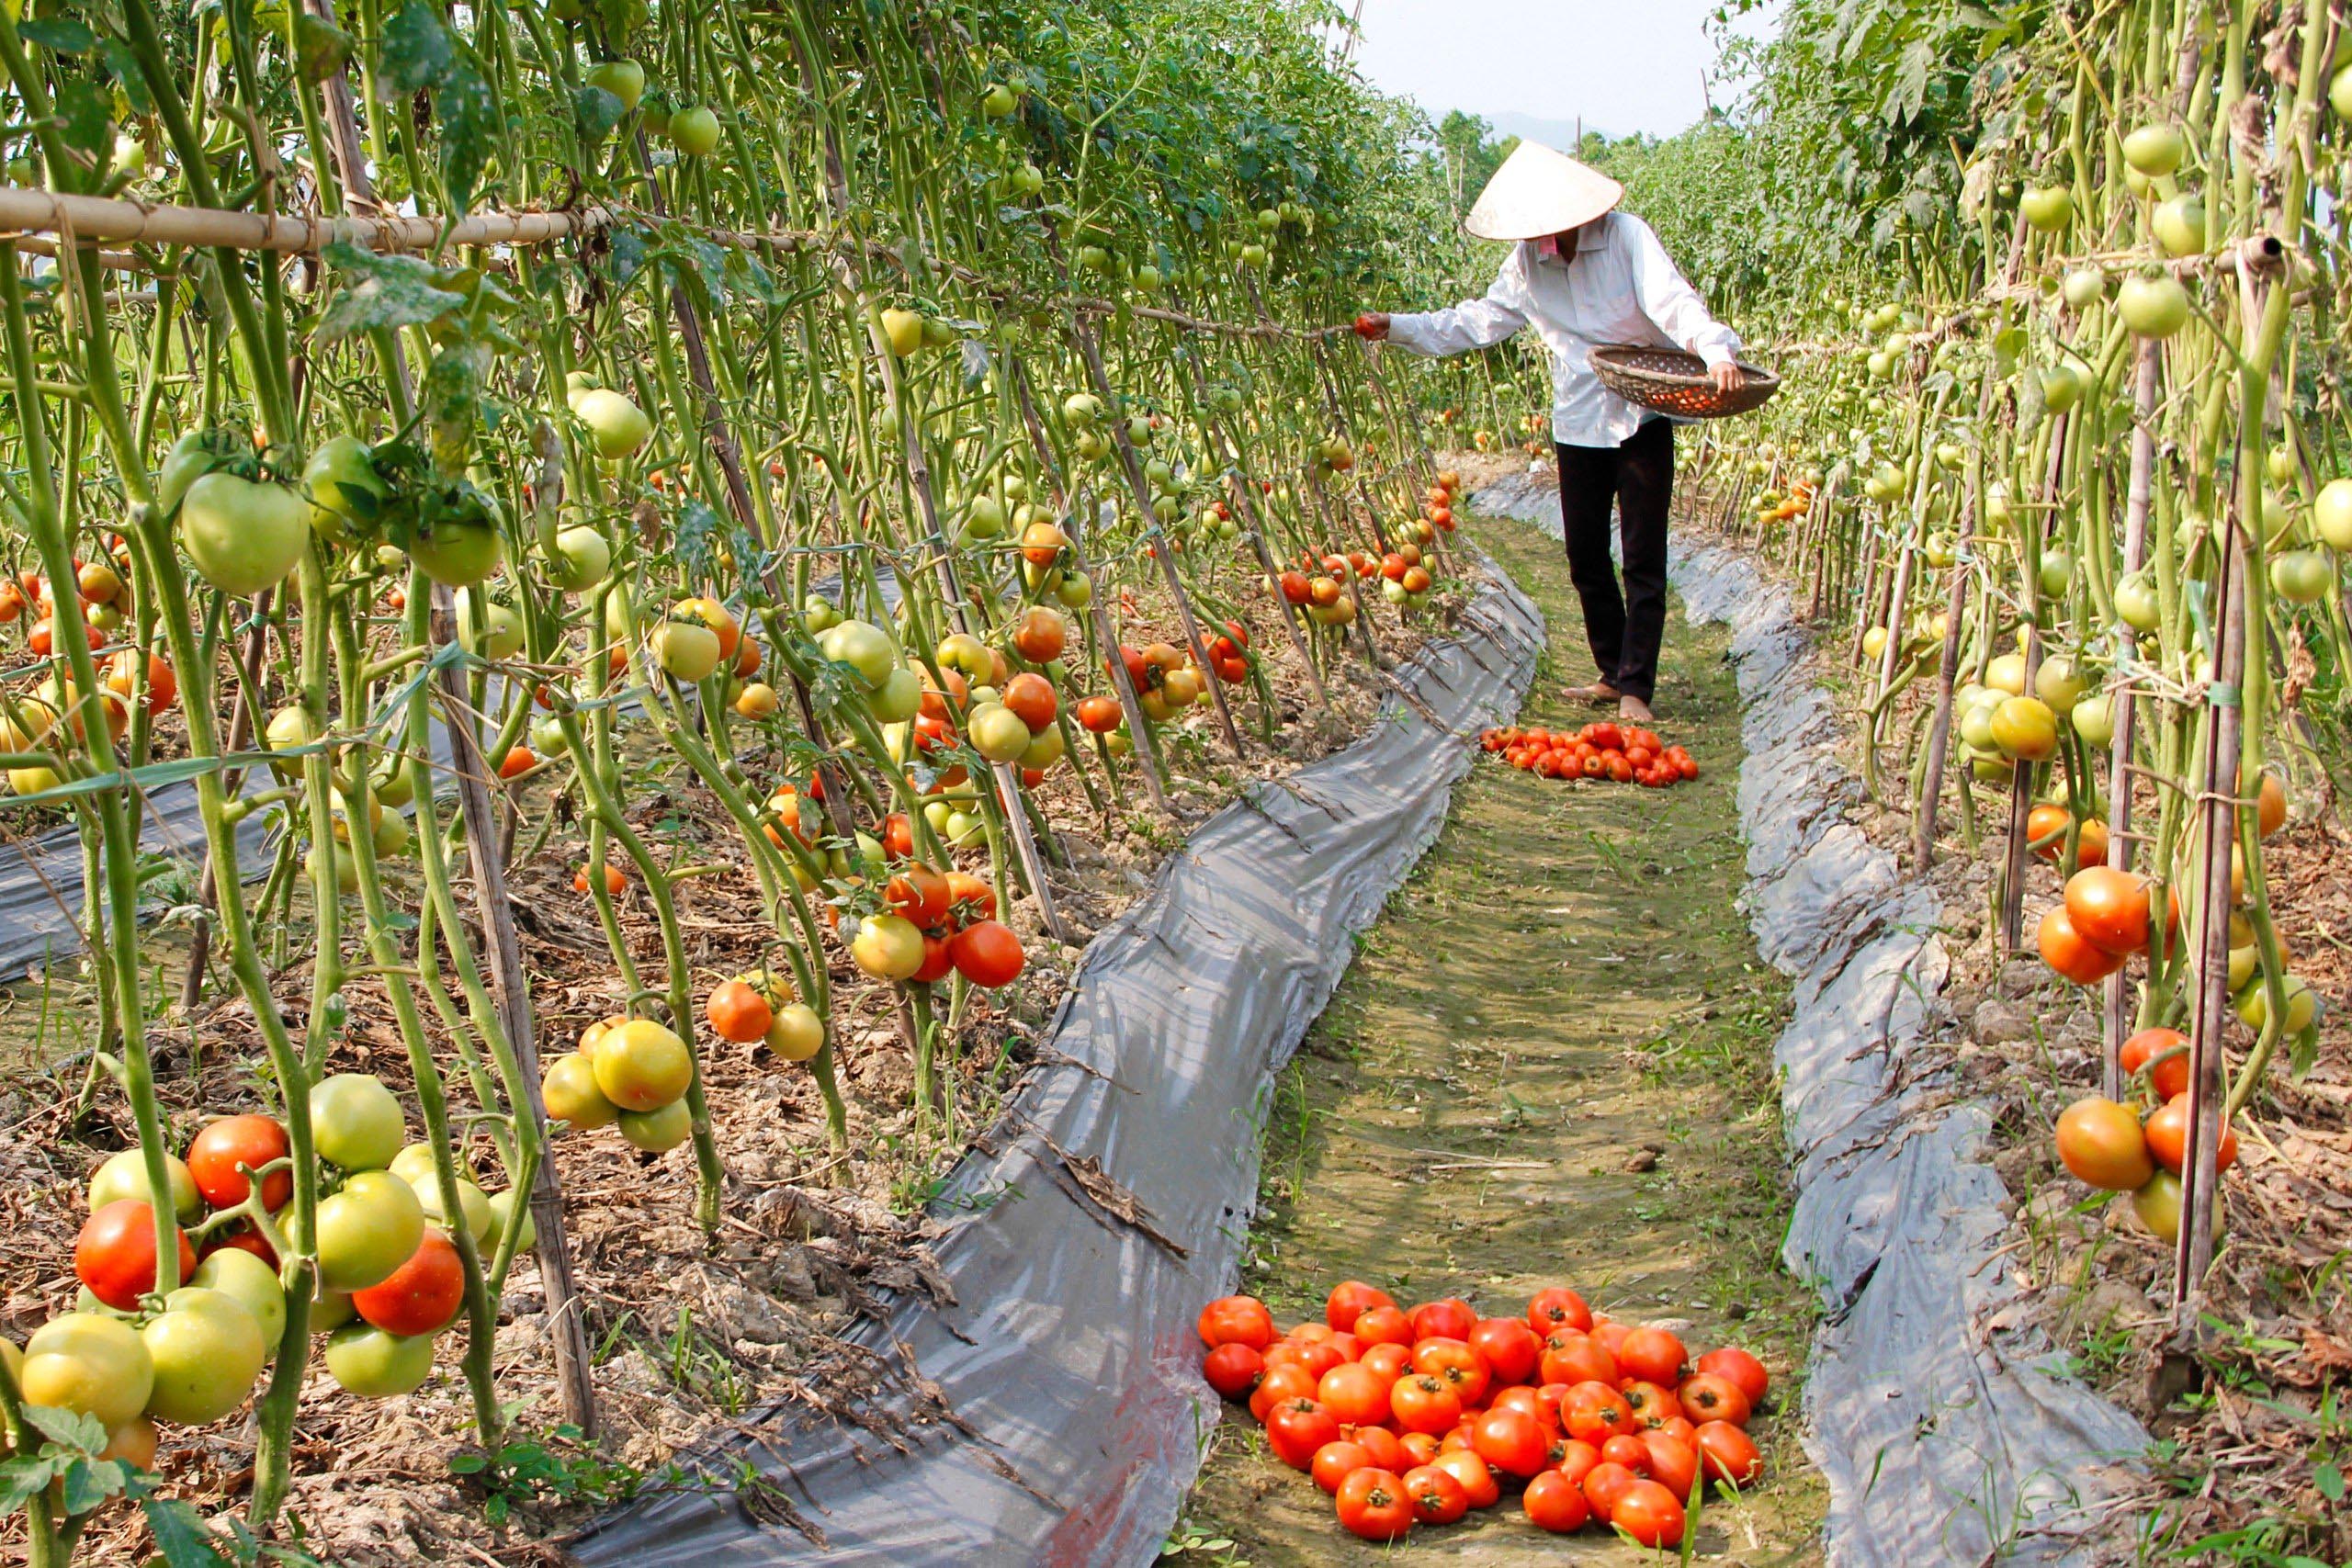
[1624,217,1744,394]
[1358,250,1528,355]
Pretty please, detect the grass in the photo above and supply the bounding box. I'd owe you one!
[1177,516,1827,1562]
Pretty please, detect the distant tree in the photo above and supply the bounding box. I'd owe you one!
[1434,110,1512,215]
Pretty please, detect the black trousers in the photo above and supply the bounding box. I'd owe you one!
[1556,417,1673,704]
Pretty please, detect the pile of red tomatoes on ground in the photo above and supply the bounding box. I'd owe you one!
[1198,1280,1770,1547]
[1479,722,1700,788]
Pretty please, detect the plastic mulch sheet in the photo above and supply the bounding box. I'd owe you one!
[569,556,1545,1566]
[1474,468,2149,1565]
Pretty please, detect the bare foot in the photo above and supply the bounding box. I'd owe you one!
[1618,694,1655,724]
[1564,682,1621,706]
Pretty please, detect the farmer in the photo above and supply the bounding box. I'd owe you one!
[1358,141,1742,724]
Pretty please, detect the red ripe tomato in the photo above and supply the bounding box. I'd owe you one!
[944,871,997,921]
[352,1228,465,1337]
[1429,1447,1500,1509]
[1612,1478,1687,1547]
[947,920,1025,987]
[1585,722,1623,750]
[1600,1433,1652,1472]
[1528,1287,1594,1336]
[1642,1431,1701,1502]
[1197,1295,1275,1351]
[2064,865,2162,956]
[1522,1469,1593,1533]
[1317,1361,1394,1427]
[1540,1332,1619,1389]
[1265,1399,1341,1470]
[1467,1317,1542,1386]
[1553,1437,1602,1487]
[1352,1426,1408,1472]
[1351,1304,1412,1346]
[1390,1372,1463,1435]
[1489,1385,1556,1432]
[1580,751,1608,778]
[1249,1363,1317,1423]
[1589,1318,1630,1355]
[2039,905,2126,985]
[1607,754,1635,784]
[884,864,953,928]
[2143,1094,2240,1175]
[1310,1438,1373,1495]
[1562,1380,1638,1443]
[1622,1380,1681,1428]
[1470,1406,1550,1478]
[1678,1371,1753,1427]
[1333,1467,1414,1542]
[912,933,956,985]
[1401,1462,1469,1525]
[1398,1430,1441,1468]
[187,1113,293,1212]
[2120,1027,2191,1100]
[1693,1419,1764,1487]
[1327,1279,1396,1330]
[1325,1330,1362,1362]
[1695,1347,1770,1406]
[1075,694,1123,733]
[200,1224,279,1269]
[76,1199,196,1311]
[1410,1337,1491,1404]
[1408,1298,1476,1342]
[1202,1342,1262,1400]
[1581,1460,1641,1518]
[1616,1325,1689,1386]
[1360,1341,1412,1382]
[1268,1338,1345,1382]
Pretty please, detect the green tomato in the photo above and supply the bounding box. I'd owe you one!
[2114,570,2162,633]
[156,428,246,515]
[868,666,922,724]
[2116,273,2189,339]
[311,1073,405,1171]
[820,619,899,688]
[967,702,1034,764]
[413,1175,495,1250]
[323,1321,437,1398]
[2269,548,2334,605]
[412,518,504,588]
[2033,655,2087,712]
[573,388,653,461]
[2121,123,2185,178]
[189,1247,287,1348]
[668,105,721,156]
[19,1313,153,1429]
[583,60,645,111]
[616,1099,694,1153]
[314,1170,425,1293]
[142,1287,267,1425]
[2019,186,2072,231]
[653,618,722,682]
[2314,479,2352,552]
[180,472,310,597]
[87,1149,201,1224]
[485,1190,537,1253]
[2153,194,2206,258]
[591,1020,693,1112]
[1055,572,1093,610]
[544,525,610,593]
[455,589,525,659]
[302,434,387,542]
[2039,547,2075,598]
[2071,694,2115,750]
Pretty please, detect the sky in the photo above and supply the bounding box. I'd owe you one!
[1341,0,1781,143]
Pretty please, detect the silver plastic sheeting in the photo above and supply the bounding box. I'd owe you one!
[1476,468,2148,1565]
[571,559,1545,1567]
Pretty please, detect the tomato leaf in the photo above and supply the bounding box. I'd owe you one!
[376,0,458,96]
[52,81,113,164]
[21,17,96,53]
[2317,1461,2344,1502]
[573,85,626,145]
[21,1404,106,1454]
[317,243,466,343]
[56,1456,128,1517]
[435,60,500,216]
[141,1493,232,1566]
[0,1452,67,1514]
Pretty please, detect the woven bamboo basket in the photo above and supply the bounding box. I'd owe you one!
[1589,345,1781,419]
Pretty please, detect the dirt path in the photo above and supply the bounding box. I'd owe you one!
[1173,515,1827,1564]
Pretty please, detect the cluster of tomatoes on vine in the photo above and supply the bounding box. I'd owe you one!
[1479,722,1701,789]
[1199,1280,1770,1546]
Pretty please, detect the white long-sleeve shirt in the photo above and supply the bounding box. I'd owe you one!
[1387,211,1741,450]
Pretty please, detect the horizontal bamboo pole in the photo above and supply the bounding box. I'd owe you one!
[0,186,1340,340]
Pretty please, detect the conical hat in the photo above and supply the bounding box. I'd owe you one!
[1464,141,1623,242]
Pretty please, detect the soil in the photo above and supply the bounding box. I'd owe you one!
[1174,509,1827,1562]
